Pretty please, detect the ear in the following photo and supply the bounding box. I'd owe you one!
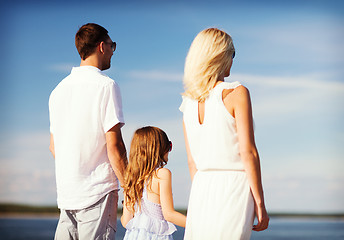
[99,41,105,54]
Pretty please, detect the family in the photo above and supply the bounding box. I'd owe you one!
[49,23,269,240]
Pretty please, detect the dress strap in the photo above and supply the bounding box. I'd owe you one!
[143,185,148,200]
[215,81,241,92]
[212,81,241,102]
[179,95,189,113]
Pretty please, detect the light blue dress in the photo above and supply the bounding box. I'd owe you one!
[124,187,177,240]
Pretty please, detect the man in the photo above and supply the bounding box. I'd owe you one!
[49,23,127,239]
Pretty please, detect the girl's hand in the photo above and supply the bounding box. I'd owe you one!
[253,204,269,231]
[121,198,134,228]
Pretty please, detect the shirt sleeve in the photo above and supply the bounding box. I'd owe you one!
[102,81,125,133]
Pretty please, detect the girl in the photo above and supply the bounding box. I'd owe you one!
[121,126,186,239]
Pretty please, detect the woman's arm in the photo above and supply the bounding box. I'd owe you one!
[121,197,134,228]
[224,85,269,231]
[183,121,197,181]
[49,134,55,158]
[158,168,186,227]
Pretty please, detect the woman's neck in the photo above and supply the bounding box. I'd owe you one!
[214,79,224,87]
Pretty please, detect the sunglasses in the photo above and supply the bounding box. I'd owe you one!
[104,41,117,52]
[168,141,173,152]
[232,51,235,59]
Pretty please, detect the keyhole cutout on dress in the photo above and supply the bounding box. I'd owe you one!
[198,101,205,125]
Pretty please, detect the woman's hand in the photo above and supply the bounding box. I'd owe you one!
[253,204,269,231]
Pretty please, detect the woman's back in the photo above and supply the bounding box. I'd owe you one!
[180,81,244,171]
[181,82,256,239]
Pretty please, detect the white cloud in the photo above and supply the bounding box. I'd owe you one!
[48,63,76,74]
[235,19,344,64]
[127,70,183,82]
[123,69,344,120]
[264,173,344,213]
[232,72,344,90]
[0,131,56,205]
[230,73,344,118]
[125,69,344,93]
[0,131,53,168]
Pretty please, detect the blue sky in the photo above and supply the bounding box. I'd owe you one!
[1,1,343,213]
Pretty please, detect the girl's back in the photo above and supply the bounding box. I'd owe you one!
[145,169,162,205]
[124,169,177,239]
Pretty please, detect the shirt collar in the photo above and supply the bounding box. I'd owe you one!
[72,65,102,73]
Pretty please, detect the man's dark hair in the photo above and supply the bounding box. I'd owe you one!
[75,23,109,60]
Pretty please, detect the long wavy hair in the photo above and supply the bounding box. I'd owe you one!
[123,126,171,213]
[183,28,235,102]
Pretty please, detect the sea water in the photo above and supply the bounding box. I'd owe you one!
[0,217,343,240]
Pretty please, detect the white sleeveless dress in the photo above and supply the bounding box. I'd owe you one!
[124,186,177,240]
[180,81,255,240]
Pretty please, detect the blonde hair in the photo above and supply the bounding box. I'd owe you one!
[183,28,235,102]
[123,126,171,213]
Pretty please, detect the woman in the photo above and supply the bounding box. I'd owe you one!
[180,28,269,239]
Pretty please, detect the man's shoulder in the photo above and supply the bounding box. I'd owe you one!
[77,67,118,88]
[97,72,116,86]
[50,74,71,93]
[52,67,119,93]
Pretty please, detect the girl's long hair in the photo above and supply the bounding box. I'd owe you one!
[123,126,171,213]
[183,28,235,102]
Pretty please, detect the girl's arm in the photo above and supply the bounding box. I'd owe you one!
[183,121,197,181]
[158,168,186,227]
[121,197,134,228]
[225,85,269,231]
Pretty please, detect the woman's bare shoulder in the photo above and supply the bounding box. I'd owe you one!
[223,85,250,104]
[230,85,251,103]
[233,85,250,96]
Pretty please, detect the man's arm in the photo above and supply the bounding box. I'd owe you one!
[49,133,55,159]
[105,123,127,186]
